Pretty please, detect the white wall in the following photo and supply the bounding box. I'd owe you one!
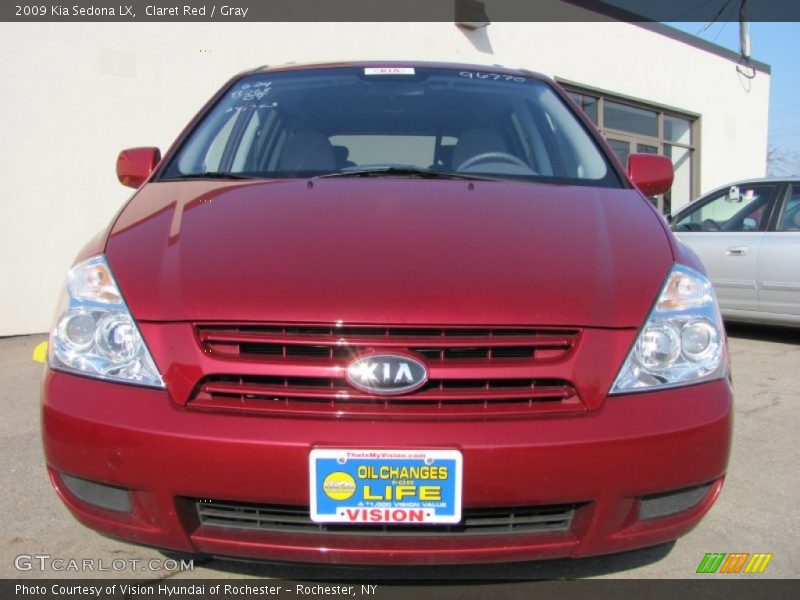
[0,21,770,336]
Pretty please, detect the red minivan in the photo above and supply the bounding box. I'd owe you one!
[42,62,732,565]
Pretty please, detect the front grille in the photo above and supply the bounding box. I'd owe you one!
[190,323,583,418]
[195,500,580,536]
[190,374,582,418]
[196,324,579,363]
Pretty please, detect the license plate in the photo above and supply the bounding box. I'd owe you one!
[309,449,462,524]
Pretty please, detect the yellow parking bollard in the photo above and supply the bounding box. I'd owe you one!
[32,341,48,364]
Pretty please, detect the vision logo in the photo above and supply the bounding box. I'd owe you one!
[696,552,773,574]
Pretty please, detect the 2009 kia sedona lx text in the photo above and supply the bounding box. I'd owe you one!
[42,62,732,564]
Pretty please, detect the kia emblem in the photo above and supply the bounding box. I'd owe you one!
[345,354,429,395]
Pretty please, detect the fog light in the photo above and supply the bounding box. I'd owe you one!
[639,483,711,520]
[60,473,132,513]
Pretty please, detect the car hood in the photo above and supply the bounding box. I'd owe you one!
[106,178,673,328]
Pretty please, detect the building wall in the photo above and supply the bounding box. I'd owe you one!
[0,21,770,336]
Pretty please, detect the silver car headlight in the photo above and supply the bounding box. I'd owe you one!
[610,264,728,394]
[48,255,164,388]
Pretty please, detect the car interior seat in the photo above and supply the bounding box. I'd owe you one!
[279,130,336,172]
[451,128,509,171]
[790,209,800,231]
[429,145,455,171]
[332,145,357,170]
[778,205,800,231]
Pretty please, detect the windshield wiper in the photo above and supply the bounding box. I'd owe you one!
[161,171,256,181]
[313,165,506,182]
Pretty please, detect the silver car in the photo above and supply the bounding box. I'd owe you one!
[671,178,800,327]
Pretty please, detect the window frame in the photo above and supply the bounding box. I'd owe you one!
[559,80,700,215]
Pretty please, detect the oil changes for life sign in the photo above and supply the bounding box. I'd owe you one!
[309,449,462,524]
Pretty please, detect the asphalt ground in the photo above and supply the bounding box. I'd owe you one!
[1,324,798,582]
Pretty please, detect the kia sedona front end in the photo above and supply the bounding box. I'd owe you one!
[42,62,732,565]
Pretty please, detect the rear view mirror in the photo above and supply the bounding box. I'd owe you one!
[627,154,674,197]
[116,147,161,189]
[727,186,741,203]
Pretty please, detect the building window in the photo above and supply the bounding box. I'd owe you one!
[565,87,698,215]
[569,92,599,125]
[604,101,658,138]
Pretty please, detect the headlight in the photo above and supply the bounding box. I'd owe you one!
[48,255,164,388]
[610,264,727,394]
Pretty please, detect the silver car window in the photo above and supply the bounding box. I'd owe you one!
[777,186,800,231]
[673,185,777,233]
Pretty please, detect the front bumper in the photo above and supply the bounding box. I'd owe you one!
[42,367,732,565]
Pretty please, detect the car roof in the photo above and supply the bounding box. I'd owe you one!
[720,177,800,184]
[251,60,548,81]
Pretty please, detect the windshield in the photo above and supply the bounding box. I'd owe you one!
[162,66,621,186]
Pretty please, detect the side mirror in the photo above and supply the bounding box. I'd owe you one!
[116,147,161,189]
[627,154,674,197]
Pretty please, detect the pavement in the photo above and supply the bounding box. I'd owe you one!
[1,324,798,581]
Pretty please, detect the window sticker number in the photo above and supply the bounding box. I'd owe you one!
[231,81,272,101]
[459,71,525,83]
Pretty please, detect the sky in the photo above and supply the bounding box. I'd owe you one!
[667,21,800,175]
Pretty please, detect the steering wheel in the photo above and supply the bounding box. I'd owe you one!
[702,219,721,232]
[456,152,530,172]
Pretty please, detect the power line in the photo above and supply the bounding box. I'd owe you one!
[711,21,729,43]
[696,0,735,35]
[670,0,724,21]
